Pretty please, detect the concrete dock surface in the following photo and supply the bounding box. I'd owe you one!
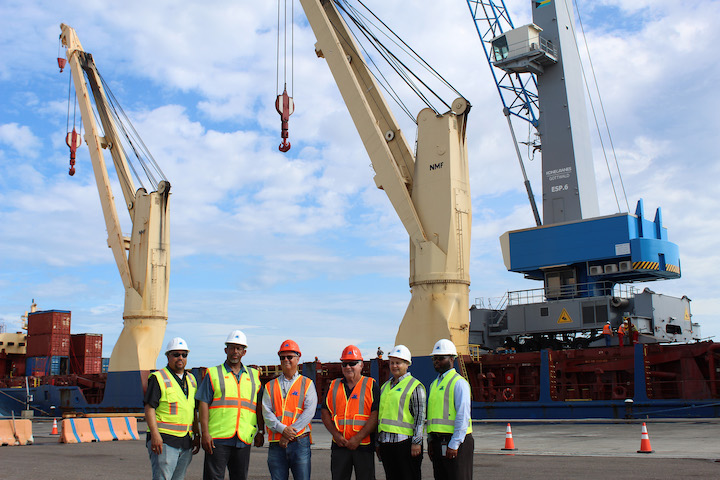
[1,418,719,479]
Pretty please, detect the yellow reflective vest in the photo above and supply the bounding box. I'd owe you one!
[378,375,423,436]
[152,368,197,437]
[207,364,260,443]
[427,369,472,435]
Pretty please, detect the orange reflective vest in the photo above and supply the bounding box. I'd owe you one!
[264,374,313,442]
[602,324,613,336]
[326,376,374,445]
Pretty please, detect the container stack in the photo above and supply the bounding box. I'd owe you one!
[70,333,103,374]
[26,310,71,376]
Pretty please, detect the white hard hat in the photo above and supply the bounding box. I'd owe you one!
[225,330,248,346]
[431,339,457,356]
[388,344,412,364]
[165,337,189,354]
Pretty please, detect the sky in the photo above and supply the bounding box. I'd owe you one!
[1,0,718,370]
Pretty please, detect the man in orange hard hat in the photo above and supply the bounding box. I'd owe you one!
[322,345,380,480]
[261,340,317,480]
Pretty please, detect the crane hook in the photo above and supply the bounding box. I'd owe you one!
[275,87,294,153]
[66,128,81,176]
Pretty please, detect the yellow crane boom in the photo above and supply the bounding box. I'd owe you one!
[60,24,170,372]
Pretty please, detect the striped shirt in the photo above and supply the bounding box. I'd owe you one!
[377,372,426,445]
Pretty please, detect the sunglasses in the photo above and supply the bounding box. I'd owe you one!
[342,361,359,367]
[279,355,297,361]
[171,352,188,358]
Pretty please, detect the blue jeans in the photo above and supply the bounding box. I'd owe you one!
[267,435,311,480]
[147,439,193,480]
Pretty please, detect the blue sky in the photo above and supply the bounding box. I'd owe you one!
[1,0,718,369]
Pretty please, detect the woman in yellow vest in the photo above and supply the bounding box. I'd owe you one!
[144,337,200,480]
[195,330,264,480]
[321,345,380,480]
[377,345,425,480]
[261,339,317,480]
[427,339,473,480]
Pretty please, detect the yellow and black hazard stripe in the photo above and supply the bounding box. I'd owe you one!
[665,264,680,274]
[632,261,659,271]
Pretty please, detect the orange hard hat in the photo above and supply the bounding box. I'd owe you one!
[340,345,363,361]
[278,339,301,356]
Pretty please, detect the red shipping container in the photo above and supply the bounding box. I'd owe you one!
[71,333,103,357]
[26,333,70,357]
[27,310,71,336]
[70,356,102,375]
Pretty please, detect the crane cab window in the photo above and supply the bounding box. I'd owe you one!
[492,36,509,62]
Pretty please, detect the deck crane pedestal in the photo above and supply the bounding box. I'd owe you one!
[60,24,170,406]
[299,0,473,356]
[465,1,693,350]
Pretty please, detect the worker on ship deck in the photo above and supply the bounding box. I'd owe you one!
[322,345,380,480]
[261,339,317,480]
[427,339,474,480]
[144,337,200,480]
[195,330,264,480]
[602,321,614,347]
[376,344,425,480]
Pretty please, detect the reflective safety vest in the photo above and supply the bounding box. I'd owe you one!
[326,376,375,445]
[207,364,260,443]
[427,369,472,435]
[264,374,313,442]
[152,368,197,437]
[378,375,423,436]
[603,324,613,335]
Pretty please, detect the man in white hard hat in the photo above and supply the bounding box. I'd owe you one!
[602,321,614,347]
[195,330,264,480]
[144,337,200,480]
[377,344,425,480]
[426,339,473,480]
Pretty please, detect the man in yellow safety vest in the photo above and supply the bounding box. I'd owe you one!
[377,344,425,480]
[196,330,264,480]
[144,337,200,480]
[427,339,473,480]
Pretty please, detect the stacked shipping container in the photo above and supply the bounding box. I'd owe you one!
[25,310,71,376]
[70,333,103,374]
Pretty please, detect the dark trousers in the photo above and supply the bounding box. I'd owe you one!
[378,438,422,480]
[203,443,251,480]
[428,433,474,480]
[330,446,375,480]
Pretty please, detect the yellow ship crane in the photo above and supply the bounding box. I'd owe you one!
[299,0,472,355]
[59,24,170,374]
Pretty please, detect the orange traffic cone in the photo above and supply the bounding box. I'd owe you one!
[51,418,59,435]
[501,423,517,451]
[637,422,654,453]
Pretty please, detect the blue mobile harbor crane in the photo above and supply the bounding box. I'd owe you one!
[464,0,694,351]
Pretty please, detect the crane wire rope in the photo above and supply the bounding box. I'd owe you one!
[565,0,629,213]
[93,69,168,192]
[277,0,294,96]
[330,0,418,121]
[346,0,463,106]
[334,0,465,119]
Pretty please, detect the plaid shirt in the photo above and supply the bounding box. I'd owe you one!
[377,372,426,445]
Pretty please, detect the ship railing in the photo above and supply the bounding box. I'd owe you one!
[507,282,638,306]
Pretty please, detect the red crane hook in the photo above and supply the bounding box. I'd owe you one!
[275,87,294,153]
[66,128,81,176]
